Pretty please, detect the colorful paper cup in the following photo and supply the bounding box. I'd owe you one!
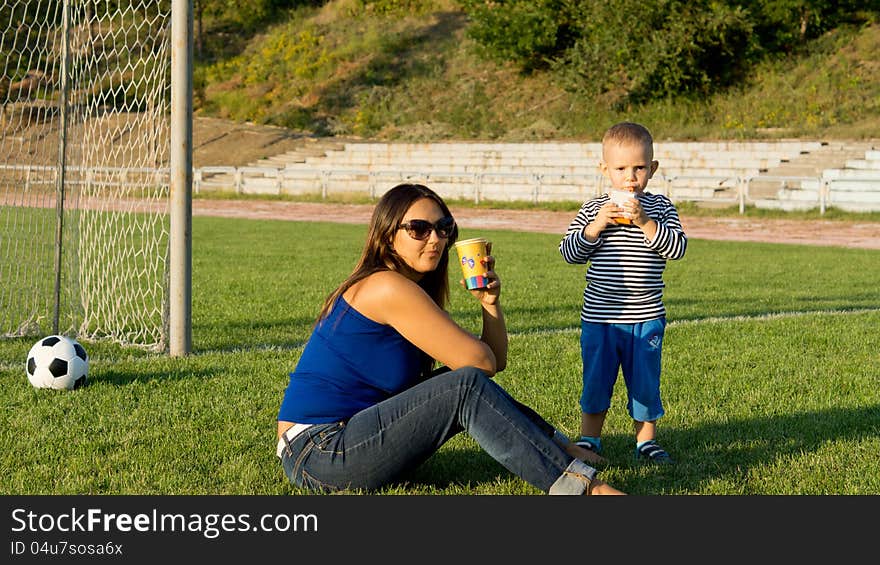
[453,237,490,290]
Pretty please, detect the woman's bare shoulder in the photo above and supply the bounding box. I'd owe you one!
[356,270,420,294]
[345,271,431,321]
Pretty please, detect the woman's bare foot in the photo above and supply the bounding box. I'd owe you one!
[587,479,626,495]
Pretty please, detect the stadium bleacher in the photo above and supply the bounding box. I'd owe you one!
[196,139,880,211]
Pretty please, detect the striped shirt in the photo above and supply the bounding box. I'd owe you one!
[559,191,687,323]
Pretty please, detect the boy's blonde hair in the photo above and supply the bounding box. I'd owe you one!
[602,122,654,158]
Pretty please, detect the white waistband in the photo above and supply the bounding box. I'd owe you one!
[275,423,314,459]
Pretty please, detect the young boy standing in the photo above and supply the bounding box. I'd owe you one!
[559,122,687,463]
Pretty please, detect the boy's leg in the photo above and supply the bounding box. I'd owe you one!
[633,419,656,443]
[579,321,618,453]
[620,317,666,425]
[577,410,607,455]
[621,318,671,462]
[580,411,607,439]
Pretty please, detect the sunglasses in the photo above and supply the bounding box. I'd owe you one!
[398,217,456,240]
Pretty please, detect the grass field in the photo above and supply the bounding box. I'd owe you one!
[1,215,879,495]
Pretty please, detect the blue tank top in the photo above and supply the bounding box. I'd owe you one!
[277,295,425,423]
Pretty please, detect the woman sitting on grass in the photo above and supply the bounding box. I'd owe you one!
[276,183,623,495]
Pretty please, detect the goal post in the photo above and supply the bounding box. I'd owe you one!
[169,0,193,356]
[0,0,192,354]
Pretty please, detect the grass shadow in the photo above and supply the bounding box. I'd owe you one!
[604,404,880,494]
[400,446,514,492]
[334,403,880,495]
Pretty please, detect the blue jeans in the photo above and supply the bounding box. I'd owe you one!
[279,366,596,494]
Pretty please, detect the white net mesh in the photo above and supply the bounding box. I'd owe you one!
[1,1,172,351]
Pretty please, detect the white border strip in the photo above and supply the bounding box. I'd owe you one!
[4,307,878,372]
[510,307,880,338]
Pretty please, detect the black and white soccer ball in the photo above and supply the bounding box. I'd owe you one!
[26,335,89,390]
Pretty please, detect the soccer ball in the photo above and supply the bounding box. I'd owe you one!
[26,335,89,390]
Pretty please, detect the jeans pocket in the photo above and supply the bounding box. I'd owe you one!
[287,422,345,492]
[309,420,345,453]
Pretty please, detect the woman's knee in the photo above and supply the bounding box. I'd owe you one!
[441,365,490,388]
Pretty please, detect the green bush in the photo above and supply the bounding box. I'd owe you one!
[555,0,756,106]
[748,0,880,52]
[459,0,879,105]
[459,0,576,71]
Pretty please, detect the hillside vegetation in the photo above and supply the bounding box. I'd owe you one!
[194,0,880,142]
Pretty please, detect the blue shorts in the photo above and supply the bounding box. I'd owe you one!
[579,318,666,422]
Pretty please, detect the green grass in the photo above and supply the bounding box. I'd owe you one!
[0,205,169,341]
[0,205,57,316]
[1,215,879,495]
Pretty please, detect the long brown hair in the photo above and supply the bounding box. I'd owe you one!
[316,183,459,324]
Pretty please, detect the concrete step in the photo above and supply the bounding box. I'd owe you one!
[823,168,880,180]
[205,139,880,210]
[251,138,348,168]
[747,141,877,198]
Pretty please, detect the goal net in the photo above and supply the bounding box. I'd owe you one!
[0,1,173,351]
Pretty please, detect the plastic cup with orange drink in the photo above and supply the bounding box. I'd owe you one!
[609,189,634,225]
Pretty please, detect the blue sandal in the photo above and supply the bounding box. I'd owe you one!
[635,440,672,463]
[575,437,602,454]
